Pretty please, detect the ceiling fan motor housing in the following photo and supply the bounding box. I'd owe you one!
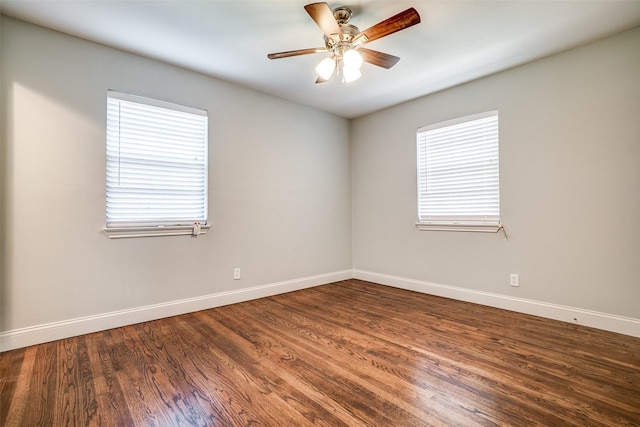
[324,23,360,58]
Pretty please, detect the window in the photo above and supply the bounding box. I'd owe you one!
[105,91,209,238]
[416,110,500,232]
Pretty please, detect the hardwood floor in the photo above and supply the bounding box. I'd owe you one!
[1,279,639,426]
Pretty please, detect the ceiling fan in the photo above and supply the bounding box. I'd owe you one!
[267,2,421,83]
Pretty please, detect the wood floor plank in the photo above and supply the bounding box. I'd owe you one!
[1,279,639,426]
[25,342,58,426]
[2,346,34,426]
[84,330,134,425]
[52,337,99,425]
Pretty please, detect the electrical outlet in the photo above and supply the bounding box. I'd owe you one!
[510,273,519,287]
[233,268,241,280]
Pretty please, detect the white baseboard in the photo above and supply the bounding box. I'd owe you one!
[353,270,640,338]
[4,268,638,351]
[0,270,352,352]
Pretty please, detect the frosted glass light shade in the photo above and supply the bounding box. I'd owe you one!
[343,65,361,83]
[315,57,336,80]
[343,49,363,69]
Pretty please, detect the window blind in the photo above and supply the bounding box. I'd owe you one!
[106,91,208,228]
[417,110,499,229]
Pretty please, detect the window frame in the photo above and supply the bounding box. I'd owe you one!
[416,110,501,233]
[104,90,210,239]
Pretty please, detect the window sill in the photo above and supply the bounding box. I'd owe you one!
[104,224,210,239]
[416,222,501,233]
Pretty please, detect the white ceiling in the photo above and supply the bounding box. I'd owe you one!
[2,1,640,118]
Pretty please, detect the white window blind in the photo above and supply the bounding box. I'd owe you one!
[106,91,208,232]
[416,110,500,232]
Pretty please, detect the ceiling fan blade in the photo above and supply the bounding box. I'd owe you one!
[354,8,420,45]
[267,48,327,60]
[358,48,400,69]
[304,2,343,40]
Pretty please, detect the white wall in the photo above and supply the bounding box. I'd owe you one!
[0,16,352,345]
[2,16,639,349]
[352,27,640,322]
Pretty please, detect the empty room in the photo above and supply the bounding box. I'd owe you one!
[1,1,639,425]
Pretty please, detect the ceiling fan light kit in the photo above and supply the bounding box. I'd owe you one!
[342,65,361,83]
[343,48,364,69]
[267,2,421,84]
[315,56,337,80]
